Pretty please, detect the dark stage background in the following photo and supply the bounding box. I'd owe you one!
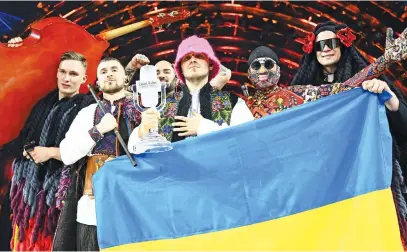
[1,1,407,94]
[0,2,407,250]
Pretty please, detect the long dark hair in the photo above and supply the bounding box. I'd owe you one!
[291,21,368,85]
[291,21,407,242]
[291,21,406,106]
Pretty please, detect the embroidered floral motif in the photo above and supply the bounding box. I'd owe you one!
[212,99,225,112]
[164,102,177,117]
[92,97,140,156]
[330,83,353,94]
[158,90,233,141]
[88,126,103,143]
[210,92,233,126]
[248,89,305,117]
[248,84,354,118]
[162,125,173,134]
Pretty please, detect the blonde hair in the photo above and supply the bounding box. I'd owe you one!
[60,51,87,69]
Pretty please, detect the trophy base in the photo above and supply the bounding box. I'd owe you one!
[137,133,173,154]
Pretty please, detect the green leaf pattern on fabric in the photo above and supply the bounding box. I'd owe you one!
[158,90,233,141]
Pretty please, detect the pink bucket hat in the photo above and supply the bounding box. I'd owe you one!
[174,35,220,84]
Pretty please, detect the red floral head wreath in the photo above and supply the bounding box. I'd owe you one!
[336,27,356,47]
[302,22,356,54]
[302,33,315,54]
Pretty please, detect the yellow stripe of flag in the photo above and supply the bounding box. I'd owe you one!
[106,189,402,251]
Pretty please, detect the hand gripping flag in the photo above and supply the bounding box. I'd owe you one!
[93,88,402,251]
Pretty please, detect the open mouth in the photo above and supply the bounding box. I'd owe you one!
[322,54,335,58]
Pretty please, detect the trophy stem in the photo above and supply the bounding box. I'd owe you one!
[149,128,159,134]
[137,129,173,153]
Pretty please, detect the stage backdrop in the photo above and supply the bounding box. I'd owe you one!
[93,88,402,251]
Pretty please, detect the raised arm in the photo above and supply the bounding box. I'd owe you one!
[124,54,150,89]
[343,27,407,87]
[209,64,232,90]
[287,27,407,102]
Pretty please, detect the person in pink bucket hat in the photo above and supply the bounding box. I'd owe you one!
[174,35,221,86]
[129,35,253,152]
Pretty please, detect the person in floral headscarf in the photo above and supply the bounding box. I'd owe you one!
[290,21,407,246]
[129,36,252,153]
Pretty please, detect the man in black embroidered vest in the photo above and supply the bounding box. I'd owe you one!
[128,35,252,153]
[53,57,146,251]
[1,51,93,251]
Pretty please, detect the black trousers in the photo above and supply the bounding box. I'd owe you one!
[76,222,99,251]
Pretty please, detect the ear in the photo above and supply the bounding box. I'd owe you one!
[82,74,88,84]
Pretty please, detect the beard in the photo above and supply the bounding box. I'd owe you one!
[100,81,124,94]
[165,77,177,94]
[185,72,208,84]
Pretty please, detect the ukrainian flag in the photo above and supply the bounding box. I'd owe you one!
[93,88,402,250]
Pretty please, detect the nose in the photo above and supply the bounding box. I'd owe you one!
[259,65,266,74]
[63,73,70,81]
[189,56,198,63]
[322,45,332,52]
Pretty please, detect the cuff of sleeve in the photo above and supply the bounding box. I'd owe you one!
[129,127,143,154]
[386,104,405,124]
[197,118,219,136]
[88,126,103,143]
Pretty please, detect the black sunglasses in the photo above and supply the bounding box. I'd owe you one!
[250,59,275,71]
[315,38,341,52]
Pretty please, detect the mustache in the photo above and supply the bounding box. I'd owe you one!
[188,63,200,69]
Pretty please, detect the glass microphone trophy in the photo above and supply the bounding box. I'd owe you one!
[132,65,172,153]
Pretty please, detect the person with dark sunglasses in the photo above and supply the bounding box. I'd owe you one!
[290,21,407,246]
[244,28,405,119]
[246,46,281,92]
[314,38,341,53]
[291,22,406,118]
